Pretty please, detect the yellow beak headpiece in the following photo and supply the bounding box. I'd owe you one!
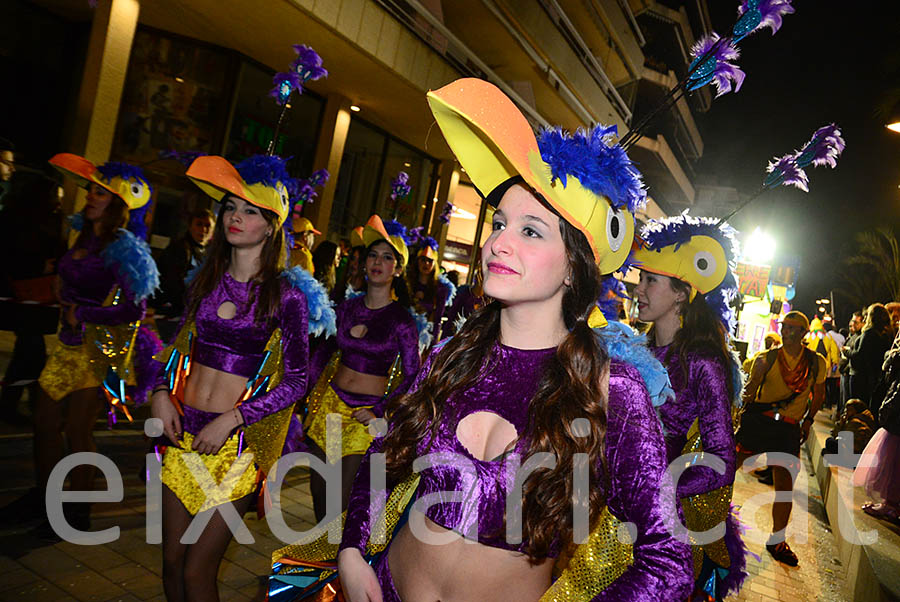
[362,215,410,269]
[632,214,740,326]
[186,155,292,227]
[49,153,152,210]
[349,226,365,249]
[426,78,647,274]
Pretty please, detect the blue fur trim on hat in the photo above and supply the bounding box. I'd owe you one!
[640,213,740,333]
[68,212,85,232]
[536,124,647,214]
[235,155,300,205]
[597,275,628,320]
[408,308,434,353]
[282,266,336,338]
[101,229,160,302]
[438,274,457,307]
[594,320,674,409]
[422,236,438,251]
[96,162,152,193]
[382,219,411,245]
[127,203,151,240]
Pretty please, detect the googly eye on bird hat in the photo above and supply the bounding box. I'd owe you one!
[186,154,294,227]
[633,213,740,331]
[49,153,152,211]
[426,78,647,274]
[362,214,410,268]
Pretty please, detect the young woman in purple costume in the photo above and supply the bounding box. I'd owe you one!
[332,78,692,602]
[24,154,160,537]
[151,155,333,602]
[633,214,748,601]
[304,214,421,520]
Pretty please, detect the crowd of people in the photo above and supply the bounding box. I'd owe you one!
[0,74,897,602]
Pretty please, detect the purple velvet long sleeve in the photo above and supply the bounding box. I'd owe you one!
[592,360,693,601]
[238,282,309,425]
[653,347,737,499]
[413,280,449,341]
[57,231,145,345]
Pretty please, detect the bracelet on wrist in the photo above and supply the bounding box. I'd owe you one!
[152,387,169,396]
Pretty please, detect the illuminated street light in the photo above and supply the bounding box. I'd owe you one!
[744,228,776,264]
[887,121,900,134]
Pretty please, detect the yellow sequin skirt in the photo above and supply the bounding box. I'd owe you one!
[161,430,259,515]
[304,367,375,458]
[38,341,104,401]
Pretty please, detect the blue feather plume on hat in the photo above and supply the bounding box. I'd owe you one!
[536,124,647,214]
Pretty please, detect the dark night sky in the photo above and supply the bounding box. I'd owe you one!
[698,1,900,324]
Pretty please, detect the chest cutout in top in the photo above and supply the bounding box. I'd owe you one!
[349,324,368,339]
[456,412,519,462]
[217,301,237,320]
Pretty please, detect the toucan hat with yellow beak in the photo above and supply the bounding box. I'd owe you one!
[49,153,152,210]
[362,215,410,269]
[633,213,740,331]
[186,155,294,227]
[426,78,647,275]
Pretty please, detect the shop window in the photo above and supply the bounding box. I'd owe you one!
[443,182,491,282]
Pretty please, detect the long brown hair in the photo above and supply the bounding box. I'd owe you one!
[75,192,129,250]
[186,197,287,323]
[650,279,734,399]
[385,204,609,560]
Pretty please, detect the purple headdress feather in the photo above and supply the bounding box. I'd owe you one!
[390,171,412,201]
[734,0,795,41]
[291,168,330,214]
[270,72,302,106]
[291,44,328,82]
[687,33,745,96]
[438,202,454,225]
[640,214,740,331]
[536,124,646,214]
[422,235,439,251]
[795,124,845,169]
[764,153,809,192]
[406,226,425,248]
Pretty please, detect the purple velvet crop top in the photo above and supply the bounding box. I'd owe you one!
[310,295,419,417]
[160,271,310,426]
[653,345,736,499]
[57,230,145,346]
[341,344,692,599]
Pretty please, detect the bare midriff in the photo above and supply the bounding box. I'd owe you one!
[388,511,552,602]
[183,363,248,413]
[332,363,388,397]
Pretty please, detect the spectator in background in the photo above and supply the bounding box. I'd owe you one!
[825,317,845,349]
[153,208,214,342]
[0,171,66,423]
[333,242,366,304]
[334,236,351,286]
[825,398,876,457]
[886,301,900,335]
[0,137,15,208]
[290,216,319,273]
[846,303,893,411]
[840,310,864,409]
[312,240,340,293]
[742,331,782,373]
[807,317,841,409]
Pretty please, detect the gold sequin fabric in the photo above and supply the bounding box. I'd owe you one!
[38,341,106,400]
[541,506,634,601]
[161,431,259,515]
[304,354,375,457]
[272,473,421,582]
[681,419,733,575]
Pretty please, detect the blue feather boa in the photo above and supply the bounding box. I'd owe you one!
[281,266,336,338]
[408,309,434,352]
[438,274,457,307]
[101,229,160,302]
[594,320,674,409]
